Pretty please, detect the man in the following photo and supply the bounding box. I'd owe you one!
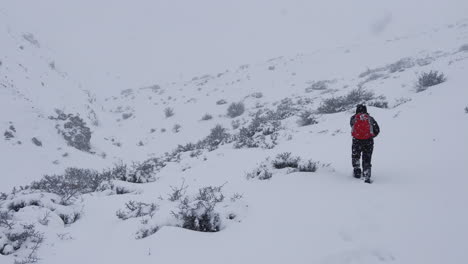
[350,104,380,183]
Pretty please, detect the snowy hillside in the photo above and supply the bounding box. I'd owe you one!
[1,8,468,264]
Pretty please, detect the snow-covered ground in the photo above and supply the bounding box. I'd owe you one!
[1,6,468,264]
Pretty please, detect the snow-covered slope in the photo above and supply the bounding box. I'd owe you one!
[1,12,468,264]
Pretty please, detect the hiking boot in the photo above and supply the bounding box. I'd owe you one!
[353,168,362,179]
[363,168,372,183]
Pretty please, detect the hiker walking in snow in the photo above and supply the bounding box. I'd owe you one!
[350,104,380,183]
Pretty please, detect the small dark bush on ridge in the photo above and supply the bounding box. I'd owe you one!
[201,113,213,120]
[164,107,174,118]
[227,102,245,118]
[465,106,468,114]
[317,88,377,114]
[297,110,318,127]
[201,124,230,150]
[416,71,446,92]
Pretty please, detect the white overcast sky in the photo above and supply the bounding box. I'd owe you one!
[3,0,468,90]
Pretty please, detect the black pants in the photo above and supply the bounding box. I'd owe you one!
[352,138,374,178]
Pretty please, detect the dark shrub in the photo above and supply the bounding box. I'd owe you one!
[116,201,158,220]
[31,137,42,147]
[272,152,300,169]
[317,88,375,114]
[201,113,213,121]
[30,167,107,204]
[216,99,227,105]
[164,107,174,118]
[173,186,225,232]
[246,163,273,180]
[297,110,318,126]
[227,102,245,118]
[51,111,92,152]
[459,44,468,52]
[201,125,230,150]
[298,160,318,172]
[416,71,446,92]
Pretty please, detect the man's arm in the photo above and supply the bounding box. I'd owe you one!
[371,117,380,137]
[350,115,356,127]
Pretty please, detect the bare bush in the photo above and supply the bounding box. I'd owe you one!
[30,168,108,204]
[116,201,159,220]
[227,102,245,118]
[416,71,447,92]
[168,180,188,202]
[465,106,468,114]
[0,211,14,229]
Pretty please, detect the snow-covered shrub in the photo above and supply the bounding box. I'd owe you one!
[0,223,43,260]
[116,201,159,220]
[298,160,318,172]
[459,44,468,52]
[272,152,300,169]
[164,107,174,118]
[124,158,165,183]
[297,110,318,127]
[173,186,225,232]
[97,180,142,195]
[416,71,447,92]
[58,211,81,225]
[201,124,230,150]
[227,102,245,118]
[30,168,108,204]
[0,211,14,229]
[246,163,273,180]
[216,99,227,105]
[234,112,280,149]
[135,225,160,239]
[387,57,415,73]
[201,113,213,120]
[271,98,300,120]
[172,124,181,133]
[317,88,375,114]
[50,111,92,152]
[250,92,263,99]
[167,180,188,202]
[4,124,16,141]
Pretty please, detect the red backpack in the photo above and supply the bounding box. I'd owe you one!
[352,113,374,139]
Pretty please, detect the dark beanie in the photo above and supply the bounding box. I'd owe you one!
[356,104,367,114]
